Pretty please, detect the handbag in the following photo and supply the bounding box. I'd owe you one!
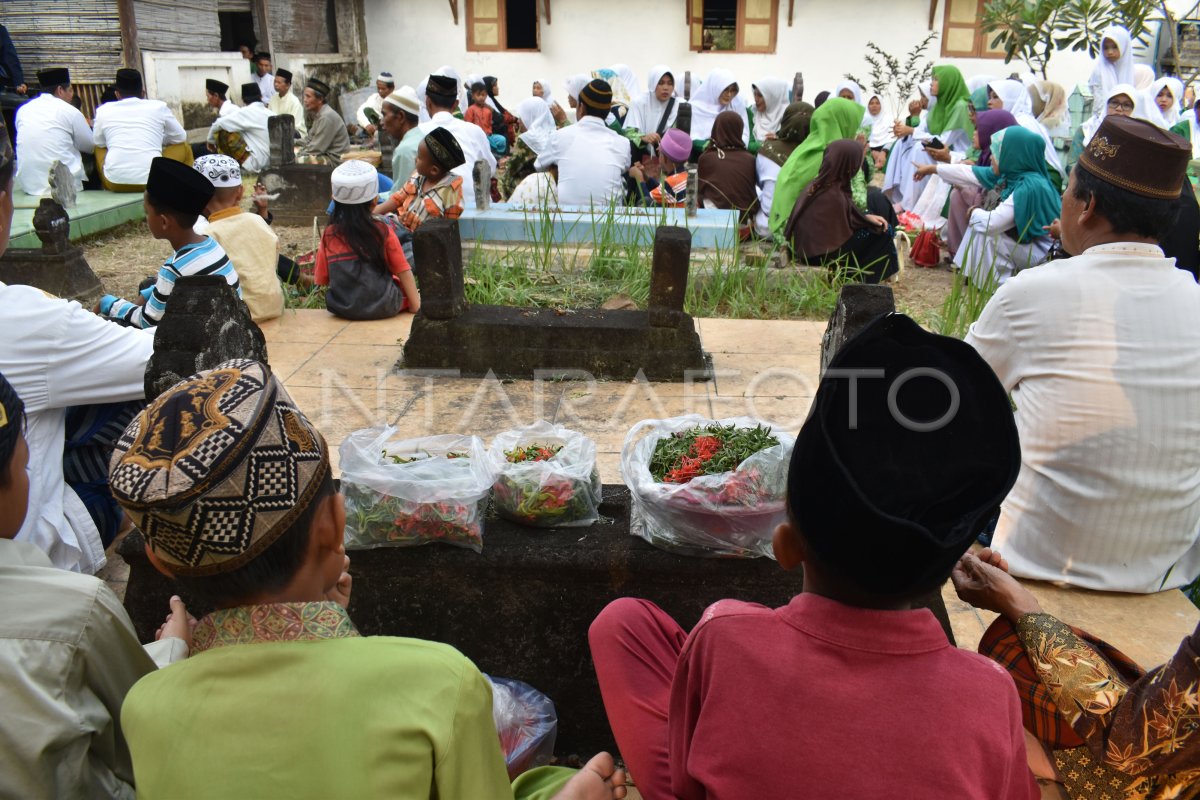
[323,231,405,321]
[909,229,941,268]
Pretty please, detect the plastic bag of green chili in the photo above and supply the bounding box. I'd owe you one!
[487,420,602,528]
[339,427,495,552]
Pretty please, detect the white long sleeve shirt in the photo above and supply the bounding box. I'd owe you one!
[419,111,496,209]
[255,72,276,103]
[535,116,631,207]
[0,283,155,573]
[92,97,186,186]
[966,243,1200,592]
[209,102,274,173]
[935,163,1017,235]
[14,93,94,197]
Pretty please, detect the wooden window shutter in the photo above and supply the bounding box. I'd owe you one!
[737,0,777,53]
[688,0,705,52]
[467,0,505,51]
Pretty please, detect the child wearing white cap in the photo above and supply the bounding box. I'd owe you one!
[192,154,284,322]
[316,160,420,320]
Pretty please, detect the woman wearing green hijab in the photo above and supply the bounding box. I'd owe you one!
[767,97,864,236]
[915,126,1059,284]
[754,101,814,237]
[883,64,975,213]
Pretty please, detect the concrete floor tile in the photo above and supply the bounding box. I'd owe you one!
[260,310,348,344]
[327,315,414,346]
[395,378,564,442]
[707,394,813,431]
[708,356,821,399]
[696,318,826,355]
[593,451,625,486]
[554,383,711,439]
[285,344,402,389]
[266,341,327,382]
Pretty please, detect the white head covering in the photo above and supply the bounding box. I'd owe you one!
[989,79,1034,117]
[1133,64,1155,91]
[377,72,395,86]
[565,73,589,105]
[1089,26,1136,99]
[863,93,896,148]
[533,77,556,108]
[751,76,789,140]
[416,77,430,123]
[331,160,379,205]
[610,64,641,102]
[1031,80,1069,134]
[383,85,420,117]
[193,154,241,188]
[966,74,998,93]
[434,64,467,113]
[918,80,934,118]
[628,65,679,135]
[514,95,556,155]
[1144,75,1184,129]
[691,68,745,142]
[833,80,863,105]
[1186,109,1200,158]
[1082,83,1141,142]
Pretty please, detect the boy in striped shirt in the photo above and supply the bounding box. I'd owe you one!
[99,158,240,329]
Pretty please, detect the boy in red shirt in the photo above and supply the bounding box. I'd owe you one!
[590,314,1040,800]
[464,82,494,135]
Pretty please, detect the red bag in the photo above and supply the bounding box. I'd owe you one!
[909,229,941,268]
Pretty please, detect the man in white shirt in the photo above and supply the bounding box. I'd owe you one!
[14,67,93,197]
[208,82,274,173]
[206,78,237,118]
[93,68,190,191]
[536,79,631,207]
[267,67,306,137]
[356,71,394,136]
[966,115,1200,593]
[0,117,157,573]
[253,51,275,104]
[418,72,494,209]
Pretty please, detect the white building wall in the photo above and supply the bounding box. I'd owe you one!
[363,0,1103,114]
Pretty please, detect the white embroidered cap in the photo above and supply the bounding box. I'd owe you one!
[383,86,420,116]
[330,160,379,205]
[192,154,242,189]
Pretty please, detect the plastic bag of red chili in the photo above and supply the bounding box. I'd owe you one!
[339,427,495,552]
[488,421,602,528]
[620,415,794,558]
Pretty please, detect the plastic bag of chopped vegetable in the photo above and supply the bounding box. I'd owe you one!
[487,675,558,780]
[487,420,602,528]
[620,415,794,558]
[339,427,495,552]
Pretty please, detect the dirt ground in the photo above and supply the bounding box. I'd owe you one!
[81,221,955,322]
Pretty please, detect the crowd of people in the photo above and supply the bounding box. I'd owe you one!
[2,21,1200,798]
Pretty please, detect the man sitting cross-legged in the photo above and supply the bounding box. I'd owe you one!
[589,314,1040,800]
[93,68,191,192]
[111,359,627,800]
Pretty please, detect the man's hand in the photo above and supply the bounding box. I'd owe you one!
[951,549,1042,621]
[326,553,352,609]
[156,595,197,652]
[1043,218,1061,239]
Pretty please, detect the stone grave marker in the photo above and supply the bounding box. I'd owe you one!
[48,159,77,209]
[472,159,491,210]
[820,283,896,375]
[0,197,102,305]
[259,114,339,227]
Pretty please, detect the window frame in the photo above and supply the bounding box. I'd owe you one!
[465,0,541,53]
[941,0,1006,59]
[689,0,779,54]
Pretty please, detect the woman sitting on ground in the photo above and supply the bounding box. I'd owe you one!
[532,78,568,127]
[985,79,1066,188]
[690,69,749,146]
[863,93,895,171]
[316,160,420,320]
[1071,84,1141,163]
[783,139,898,284]
[754,102,813,239]
[497,96,557,201]
[625,66,678,149]
[916,126,1059,285]
[943,109,1018,260]
[750,76,790,153]
[697,111,758,228]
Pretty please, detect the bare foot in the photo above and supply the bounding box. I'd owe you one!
[551,752,627,800]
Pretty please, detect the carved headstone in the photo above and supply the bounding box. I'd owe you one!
[675,101,692,136]
[683,70,691,101]
[48,160,77,209]
[143,275,269,399]
[472,159,491,210]
[0,198,103,304]
[819,284,896,376]
[268,114,296,167]
[377,128,397,178]
[411,219,466,320]
[685,166,698,217]
[648,226,691,328]
[792,72,804,104]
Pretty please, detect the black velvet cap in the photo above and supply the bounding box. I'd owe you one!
[306,78,331,98]
[116,68,143,93]
[424,127,465,171]
[145,157,215,216]
[206,79,228,96]
[241,82,262,104]
[789,314,1020,598]
[275,67,293,83]
[37,67,69,87]
[426,73,458,98]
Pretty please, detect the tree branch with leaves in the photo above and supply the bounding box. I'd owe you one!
[845,32,938,120]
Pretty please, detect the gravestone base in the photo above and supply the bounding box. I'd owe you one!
[119,484,953,756]
[259,164,337,227]
[0,246,103,305]
[401,304,711,381]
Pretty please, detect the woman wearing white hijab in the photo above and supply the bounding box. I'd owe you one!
[1087,26,1136,109]
[564,74,589,112]
[1144,76,1184,130]
[1179,102,1200,158]
[497,96,557,200]
[626,66,679,145]
[751,76,790,142]
[610,64,642,103]
[1133,64,1155,91]
[690,68,749,144]
[532,78,568,126]
[863,93,895,168]
[1079,84,1141,146]
[988,79,1065,181]
[1029,80,1069,138]
[833,79,863,105]
[966,74,998,94]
